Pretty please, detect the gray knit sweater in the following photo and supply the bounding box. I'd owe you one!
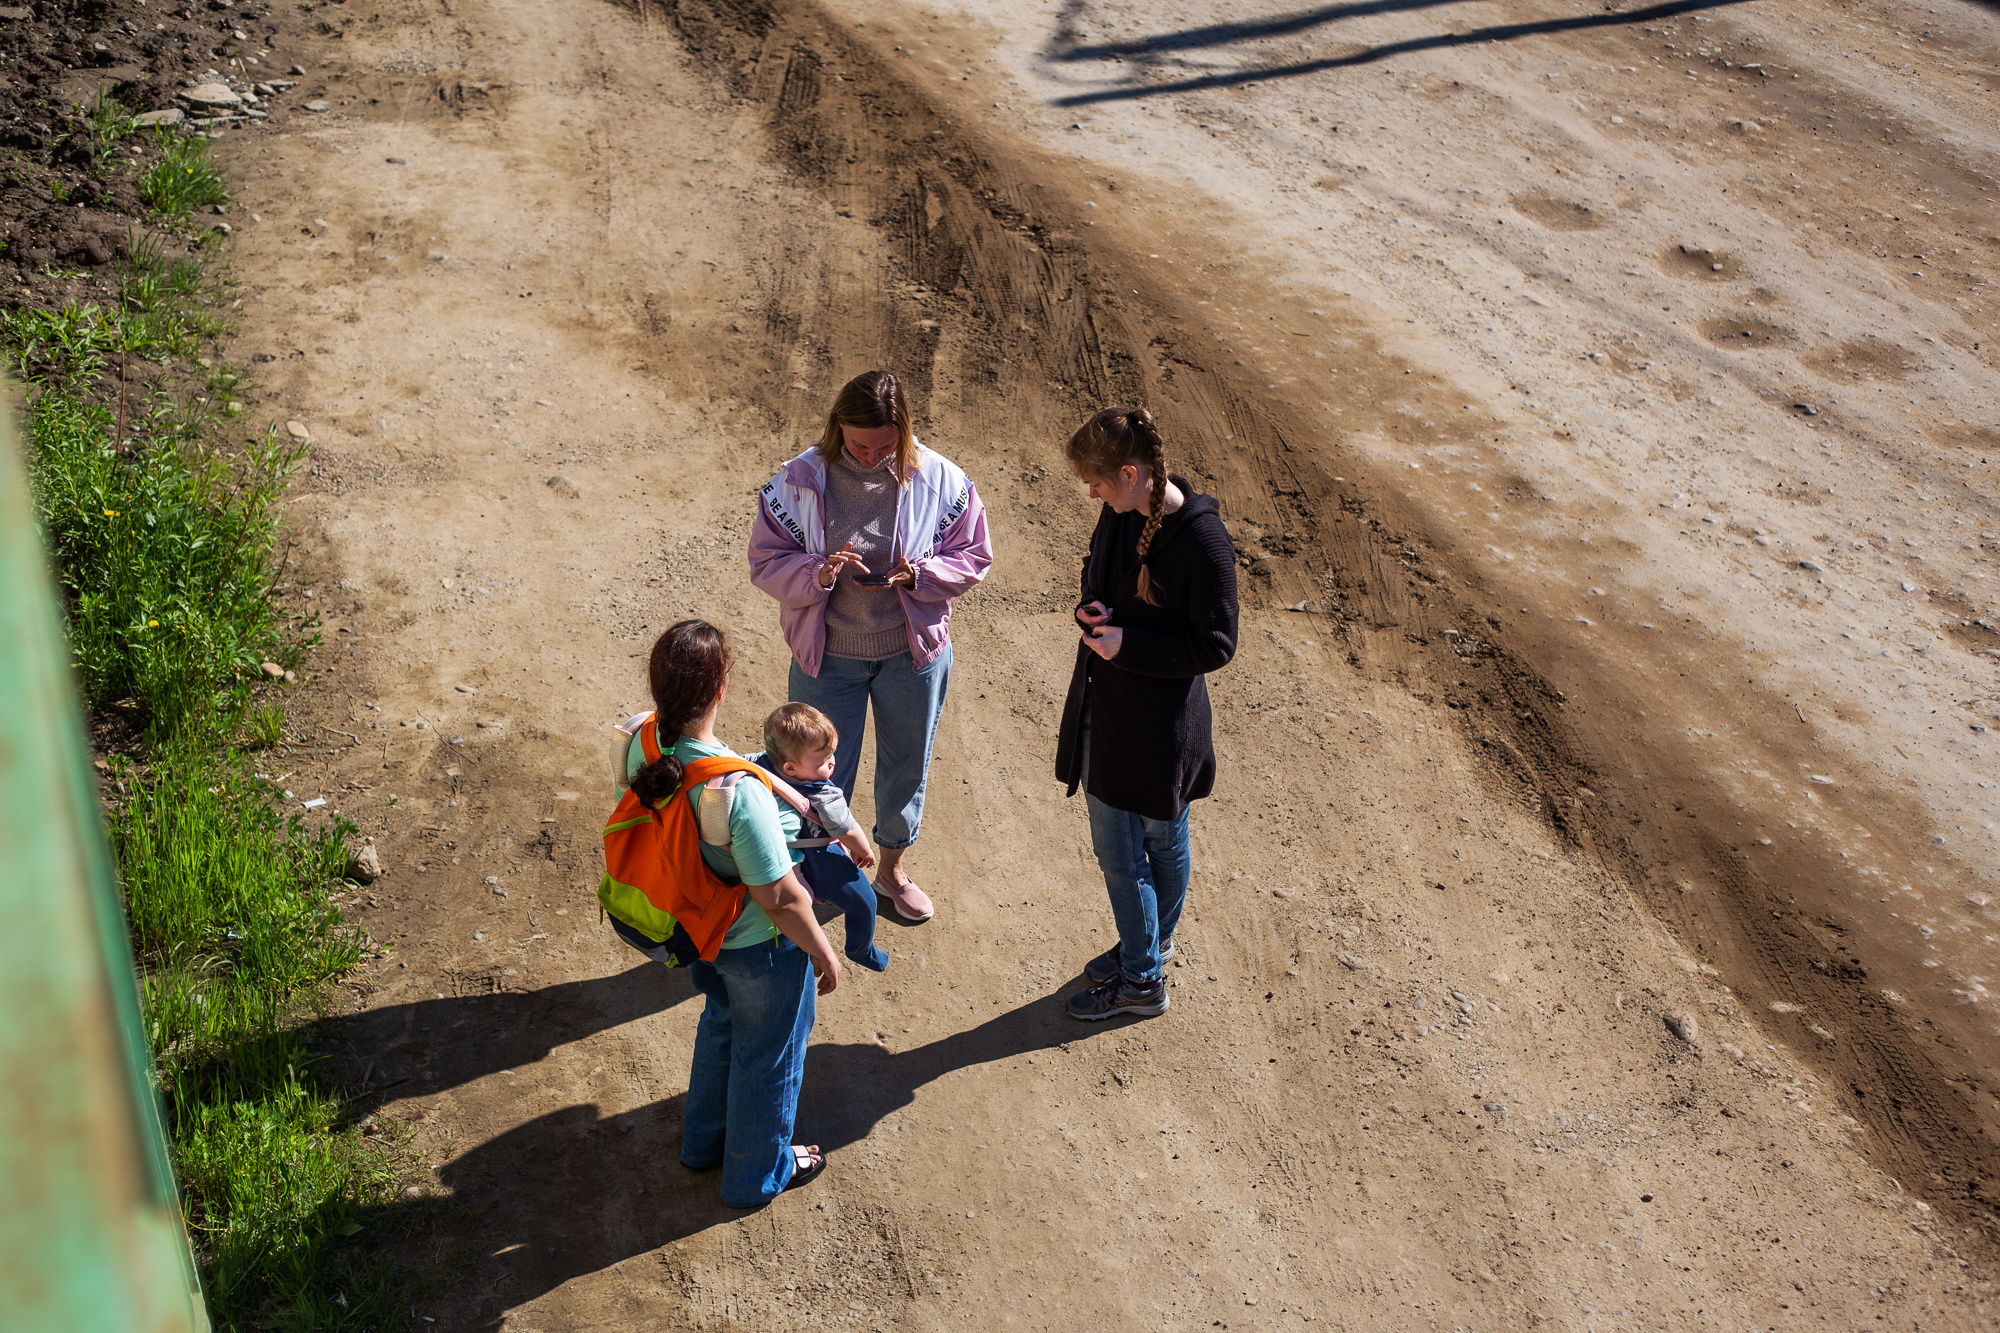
[822,449,909,661]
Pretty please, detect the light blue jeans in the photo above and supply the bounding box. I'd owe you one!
[1086,795,1191,986]
[1080,708,1191,985]
[681,936,817,1208]
[788,645,951,850]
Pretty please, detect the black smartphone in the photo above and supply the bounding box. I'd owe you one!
[852,572,893,586]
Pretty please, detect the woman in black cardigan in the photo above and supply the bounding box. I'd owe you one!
[1054,408,1239,1020]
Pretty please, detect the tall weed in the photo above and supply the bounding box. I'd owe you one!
[140,129,231,221]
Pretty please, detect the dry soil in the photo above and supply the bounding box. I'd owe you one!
[221,0,2000,1327]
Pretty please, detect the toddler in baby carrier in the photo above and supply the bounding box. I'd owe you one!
[747,703,889,972]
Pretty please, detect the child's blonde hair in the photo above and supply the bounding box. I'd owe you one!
[764,702,838,767]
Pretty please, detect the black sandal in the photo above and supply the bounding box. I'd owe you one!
[785,1144,826,1192]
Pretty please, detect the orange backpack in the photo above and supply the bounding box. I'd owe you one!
[598,716,774,965]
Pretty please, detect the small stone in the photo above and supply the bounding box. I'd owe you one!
[386,155,410,165]
[1730,119,1763,134]
[283,670,297,683]
[350,839,383,884]
[181,83,243,107]
[286,419,311,441]
[133,108,184,128]
[1901,580,1916,592]
[402,1185,423,1200]
[1286,600,1309,612]
[1967,894,1991,908]
[260,661,284,678]
[454,684,476,694]
[1798,559,1822,573]
[1336,952,1371,972]
[304,99,331,113]
[1484,1102,1506,1113]
[1793,403,1820,416]
[1721,1043,1745,1060]
[546,474,580,498]
[1664,1011,1697,1042]
[291,64,308,75]
[1808,774,1834,784]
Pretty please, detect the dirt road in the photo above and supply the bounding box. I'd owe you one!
[228,0,1996,1325]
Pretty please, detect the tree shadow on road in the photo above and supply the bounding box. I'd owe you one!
[1048,0,1763,106]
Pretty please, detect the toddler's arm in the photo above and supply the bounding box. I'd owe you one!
[835,824,877,870]
[808,787,877,868]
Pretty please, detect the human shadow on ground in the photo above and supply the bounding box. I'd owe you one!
[320,959,697,1101]
[393,988,1116,1330]
[1050,0,1763,106]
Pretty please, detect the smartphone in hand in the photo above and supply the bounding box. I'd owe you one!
[852,572,893,586]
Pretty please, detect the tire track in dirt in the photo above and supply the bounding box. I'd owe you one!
[630,0,2000,1247]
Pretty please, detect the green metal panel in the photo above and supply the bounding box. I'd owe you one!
[0,400,210,1331]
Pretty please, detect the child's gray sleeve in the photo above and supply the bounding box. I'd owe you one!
[808,787,857,835]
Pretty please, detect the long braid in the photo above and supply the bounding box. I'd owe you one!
[1131,409,1169,606]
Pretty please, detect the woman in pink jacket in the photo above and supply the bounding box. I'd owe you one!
[748,371,993,925]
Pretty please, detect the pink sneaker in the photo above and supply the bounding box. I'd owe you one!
[875,878,934,923]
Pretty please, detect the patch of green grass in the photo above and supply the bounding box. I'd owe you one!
[16,217,419,1327]
[245,701,286,749]
[22,383,304,737]
[139,128,230,222]
[110,750,410,1329]
[85,90,137,166]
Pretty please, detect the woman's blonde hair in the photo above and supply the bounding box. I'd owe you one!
[1065,407,1171,606]
[817,369,917,486]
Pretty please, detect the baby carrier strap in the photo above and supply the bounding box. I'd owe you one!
[697,765,833,851]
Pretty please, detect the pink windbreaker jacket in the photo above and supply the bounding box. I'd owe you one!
[748,442,994,678]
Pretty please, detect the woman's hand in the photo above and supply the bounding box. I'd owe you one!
[1078,600,1121,659]
[885,555,917,589]
[816,543,868,590]
[810,949,842,996]
[1082,623,1123,660]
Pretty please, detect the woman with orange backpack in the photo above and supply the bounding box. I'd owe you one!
[606,619,842,1206]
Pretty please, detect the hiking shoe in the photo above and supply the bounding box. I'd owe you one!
[1065,975,1169,1021]
[1083,938,1175,984]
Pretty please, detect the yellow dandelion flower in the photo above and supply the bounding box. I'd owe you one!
[148,619,158,627]
[104,508,119,517]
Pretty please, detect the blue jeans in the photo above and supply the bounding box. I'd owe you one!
[680,936,817,1207]
[797,845,889,970]
[1086,794,1192,985]
[788,645,951,850]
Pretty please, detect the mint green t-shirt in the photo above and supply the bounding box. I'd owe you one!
[624,731,801,949]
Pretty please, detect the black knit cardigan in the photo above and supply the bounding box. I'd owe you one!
[1054,479,1240,821]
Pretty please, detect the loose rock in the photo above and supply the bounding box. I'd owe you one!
[350,839,383,884]
[1335,951,1371,972]
[134,109,184,128]
[546,474,581,498]
[304,99,331,113]
[260,660,284,678]
[1798,559,1823,572]
[181,83,242,108]
[286,420,312,441]
[454,684,476,694]
[1664,1011,1698,1042]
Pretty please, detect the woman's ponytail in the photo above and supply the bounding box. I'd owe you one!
[1130,409,1169,607]
[630,752,687,810]
[631,619,734,809]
